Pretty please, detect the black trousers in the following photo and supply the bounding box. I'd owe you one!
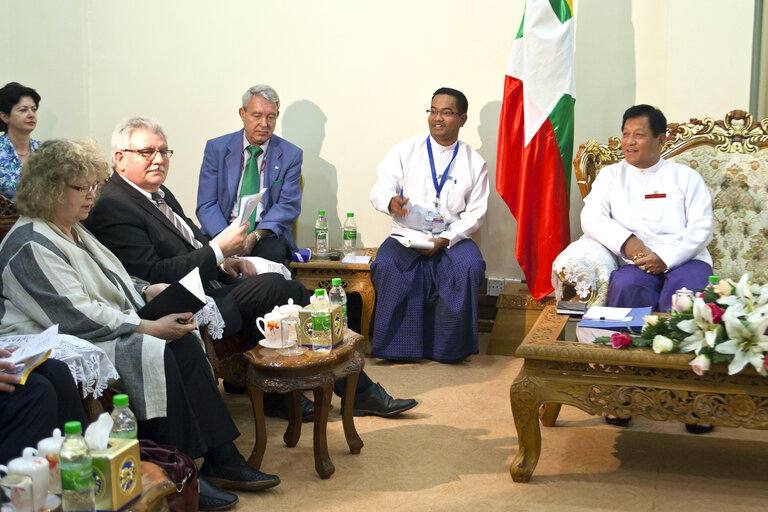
[137,334,239,459]
[249,234,293,264]
[0,359,86,464]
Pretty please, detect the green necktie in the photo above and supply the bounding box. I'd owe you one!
[240,145,263,233]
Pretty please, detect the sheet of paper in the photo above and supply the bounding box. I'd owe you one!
[583,306,632,321]
[0,324,58,365]
[178,267,206,301]
[341,255,372,264]
[237,256,292,280]
[391,234,434,250]
[227,189,267,231]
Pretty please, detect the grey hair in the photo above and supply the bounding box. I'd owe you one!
[242,85,280,110]
[111,117,168,156]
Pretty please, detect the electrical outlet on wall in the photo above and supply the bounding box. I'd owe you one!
[487,278,505,296]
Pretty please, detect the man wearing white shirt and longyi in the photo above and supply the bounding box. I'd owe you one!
[370,87,489,363]
[580,104,714,313]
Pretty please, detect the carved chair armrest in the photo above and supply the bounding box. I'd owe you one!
[551,235,617,306]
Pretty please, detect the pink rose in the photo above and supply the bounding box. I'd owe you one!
[689,354,711,376]
[610,332,633,349]
[706,303,724,323]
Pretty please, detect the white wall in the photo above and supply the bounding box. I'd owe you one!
[1,0,754,282]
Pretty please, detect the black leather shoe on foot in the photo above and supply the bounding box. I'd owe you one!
[264,394,318,422]
[685,423,714,434]
[200,458,280,492]
[198,476,239,510]
[604,414,631,427]
[347,382,418,417]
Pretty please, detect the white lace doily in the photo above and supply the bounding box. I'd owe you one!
[194,296,225,340]
[551,235,618,303]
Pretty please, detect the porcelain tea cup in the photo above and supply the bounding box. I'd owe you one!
[256,310,287,344]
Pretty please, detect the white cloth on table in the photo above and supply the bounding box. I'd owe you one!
[370,134,489,246]
[580,158,713,270]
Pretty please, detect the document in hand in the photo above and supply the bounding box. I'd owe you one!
[578,306,652,333]
[137,267,206,320]
[236,256,292,280]
[0,324,57,384]
[390,234,434,250]
[227,189,267,231]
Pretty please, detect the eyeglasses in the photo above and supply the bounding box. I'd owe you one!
[68,183,100,194]
[426,109,461,117]
[122,148,174,159]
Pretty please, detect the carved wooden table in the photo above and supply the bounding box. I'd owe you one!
[242,333,365,479]
[290,248,377,339]
[509,305,768,482]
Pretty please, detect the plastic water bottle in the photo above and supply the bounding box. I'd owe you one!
[109,394,138,439]
[343,213,357,256]
[311,289,332,353]
[315,210,328,254]
[60,421,95,512]
[329,278,347,338]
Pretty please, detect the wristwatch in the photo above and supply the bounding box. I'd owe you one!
[252,231,262,242]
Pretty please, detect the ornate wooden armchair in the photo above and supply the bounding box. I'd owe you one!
[552,110,768,305]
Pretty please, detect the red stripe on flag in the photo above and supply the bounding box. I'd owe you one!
[496,75,571,300]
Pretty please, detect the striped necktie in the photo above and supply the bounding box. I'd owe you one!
[239,145,263,233]
[151,192,203,249]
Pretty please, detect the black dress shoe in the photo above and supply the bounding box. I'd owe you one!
[222,381,247,394]
[200,457,280,492]
[264,394,319,422]
[604,414,631,427]
[198,476,239,511]
[685,423,714,434]
[346,382,418,417]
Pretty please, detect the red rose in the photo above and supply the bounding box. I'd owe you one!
[610,332,633,349]
[706,303,724,323]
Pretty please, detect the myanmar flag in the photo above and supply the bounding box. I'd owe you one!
[496,0,575,300]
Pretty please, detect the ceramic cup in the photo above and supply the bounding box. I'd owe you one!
[0,473,34,512]
[256,311,287,345]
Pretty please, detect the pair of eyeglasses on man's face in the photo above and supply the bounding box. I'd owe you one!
[426,109,461,117]
[68,183,101,194]
[121,148,175,159]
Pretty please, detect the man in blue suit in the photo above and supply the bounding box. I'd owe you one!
[197,84,301,263]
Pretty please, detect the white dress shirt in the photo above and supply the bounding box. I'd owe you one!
[370,134,489,247]
[581,158,713,270]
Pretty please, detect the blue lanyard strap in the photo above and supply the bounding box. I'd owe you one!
[426,136,459,201]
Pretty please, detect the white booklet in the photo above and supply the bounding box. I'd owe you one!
[0,324,58,383]
[236,256,292,280]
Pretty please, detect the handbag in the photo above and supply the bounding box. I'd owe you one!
[139,439,199,512]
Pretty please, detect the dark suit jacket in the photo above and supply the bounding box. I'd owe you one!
[195,130,302,250]
[85,172,242,331]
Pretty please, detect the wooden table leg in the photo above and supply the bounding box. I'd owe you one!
[342,372,363,454]
[509,375,542,483]
[539,403,562,427]
[247,386,267,470]
[312,385,335,478]
[284,390,302,447]
[359,286,375,339]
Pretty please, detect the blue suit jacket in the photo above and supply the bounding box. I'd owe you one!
[196,129,302,251]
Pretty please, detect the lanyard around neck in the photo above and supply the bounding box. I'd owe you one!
[426,136,459,201]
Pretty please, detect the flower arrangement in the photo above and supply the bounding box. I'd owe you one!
[594,274,768,376]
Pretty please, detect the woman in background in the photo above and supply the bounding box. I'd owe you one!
[0,82,41,200]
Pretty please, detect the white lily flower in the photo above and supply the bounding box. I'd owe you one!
[676,298,720,354]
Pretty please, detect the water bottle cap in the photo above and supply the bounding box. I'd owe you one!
[708,275,719,284]
[113,394,130,407]
[64,421,82,435]
[314,289,325,296]
[332,278,342,285]
[347,212,354,217]
[318,210,326,215]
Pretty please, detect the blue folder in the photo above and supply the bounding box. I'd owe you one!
[577,306,653,333]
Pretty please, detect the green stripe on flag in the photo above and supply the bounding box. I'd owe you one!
[548,0,572,23]
[548,93,575,202]
[517,0,573,39]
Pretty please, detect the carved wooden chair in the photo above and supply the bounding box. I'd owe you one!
[552,109,768,306]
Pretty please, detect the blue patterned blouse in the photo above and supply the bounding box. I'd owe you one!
[0,133,41,200]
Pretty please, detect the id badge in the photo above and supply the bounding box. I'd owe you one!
[429,209,445,234]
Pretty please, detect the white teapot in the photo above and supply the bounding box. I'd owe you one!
[37,429,63,494]
[0,447,50,511]
[277,298,302,318]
